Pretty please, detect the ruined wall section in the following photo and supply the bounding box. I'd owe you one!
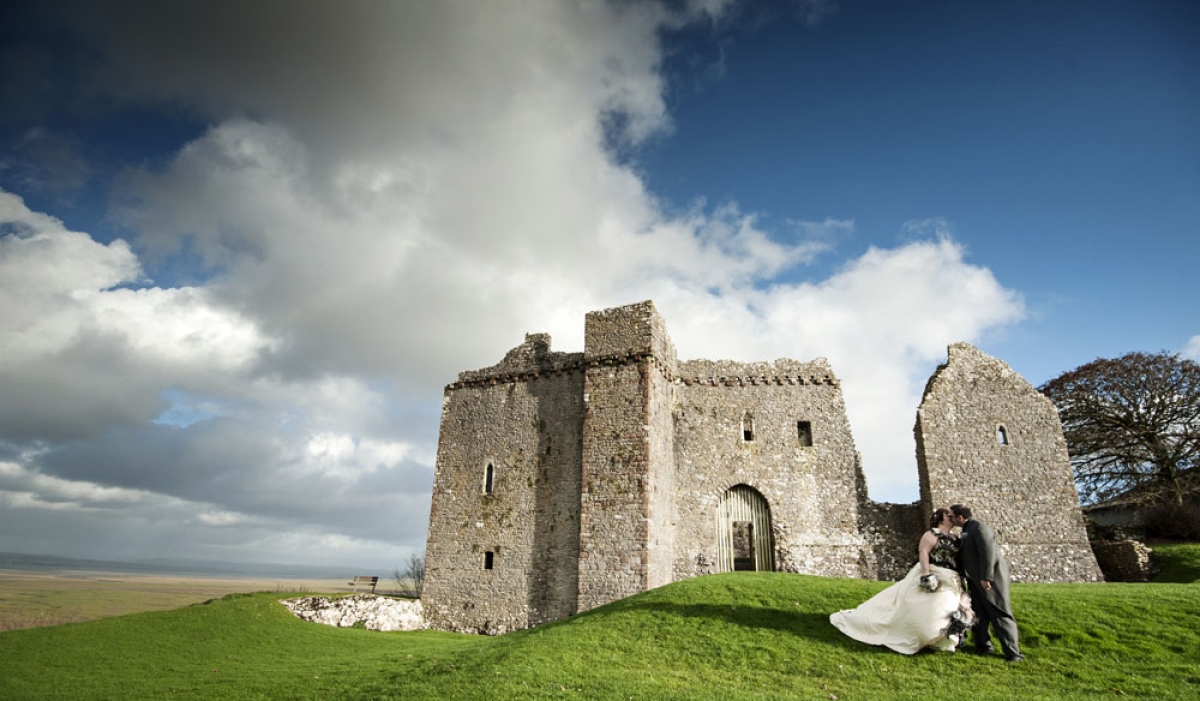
[857,501,926,580]
[671,358,867,580]
[915,343,1102,582]
[422,334,585,633]
[577,302,678,611]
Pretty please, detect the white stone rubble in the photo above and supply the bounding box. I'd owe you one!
[282,594,426,632]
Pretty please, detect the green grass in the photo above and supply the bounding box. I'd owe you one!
[1151,542,1200,583]
[2,573,1197,700]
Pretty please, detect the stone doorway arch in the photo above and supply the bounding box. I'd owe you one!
[716,485,775,572]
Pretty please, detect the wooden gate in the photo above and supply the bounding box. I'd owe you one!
[716,485,774,572]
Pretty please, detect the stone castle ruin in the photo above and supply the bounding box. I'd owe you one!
[423,301,1100,634]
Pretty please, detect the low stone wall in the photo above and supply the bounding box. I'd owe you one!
[1090,540,1153,582]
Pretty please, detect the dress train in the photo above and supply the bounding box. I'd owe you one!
[829,564,971,655]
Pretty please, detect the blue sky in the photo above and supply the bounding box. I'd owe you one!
[0,1,1196,570]
[648,1,1199,376]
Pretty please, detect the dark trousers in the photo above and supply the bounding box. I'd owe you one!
[967,583,1020,657]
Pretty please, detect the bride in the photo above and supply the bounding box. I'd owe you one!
[829,508,973,654]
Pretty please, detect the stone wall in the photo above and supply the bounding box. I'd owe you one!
[577,302,677,611]
[422,334,585,633]
[857,501,926,580]
[915,343,1102,582]
[645,353,678,591]
[1090,540,1154,582]
[671,358,865,580]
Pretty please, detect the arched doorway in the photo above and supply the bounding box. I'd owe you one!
[716,485,775,572]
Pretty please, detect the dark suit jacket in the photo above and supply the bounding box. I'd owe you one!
[958,518,1013,615]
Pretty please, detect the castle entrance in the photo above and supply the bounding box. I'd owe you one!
[716,485,774,572]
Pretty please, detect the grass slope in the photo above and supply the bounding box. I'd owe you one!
[1150,543,1200,583]
[1,573,1197,701]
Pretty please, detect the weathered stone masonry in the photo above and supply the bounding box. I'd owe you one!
[915,343,1101,582]
[422,301,1101,634]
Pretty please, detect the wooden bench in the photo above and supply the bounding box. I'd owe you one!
[348,575,379,593]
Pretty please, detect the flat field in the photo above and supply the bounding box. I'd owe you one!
[0,568,351,630]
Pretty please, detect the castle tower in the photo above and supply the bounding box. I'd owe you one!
[422,333,587,633]
[915,343,1102,582]
[576,301,678,611]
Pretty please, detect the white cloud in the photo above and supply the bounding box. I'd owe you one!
[90,287,275,369]
[0,458,414,568]
[196,510,247,527]
[0,187,140,309]
[1185,336,1200,361]
[0,189,269,370]
[303,432,410,478]
[649,236,1024,498]
[0,1,1027,567]
[0,189,278,442]
[0,460,168,509]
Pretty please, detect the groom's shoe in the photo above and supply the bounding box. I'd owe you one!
[974,644,995,656]
[1005,653,1025,663]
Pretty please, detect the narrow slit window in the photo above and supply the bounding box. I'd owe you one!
[997,425,1009,445]
[483,551,494,570]
[484,463,494,494]
[797,421,813,447]
[742,413,755,442]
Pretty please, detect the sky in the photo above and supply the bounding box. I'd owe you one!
[0,0,1197,572]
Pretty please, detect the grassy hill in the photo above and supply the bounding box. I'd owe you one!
[2,546,1198,700]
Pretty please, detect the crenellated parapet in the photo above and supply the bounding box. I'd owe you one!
[676,358,838,387]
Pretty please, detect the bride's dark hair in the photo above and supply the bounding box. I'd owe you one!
[929,508,950,529]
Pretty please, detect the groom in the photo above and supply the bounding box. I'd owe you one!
[950,504,1024,662]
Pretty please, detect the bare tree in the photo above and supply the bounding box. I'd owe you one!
[1040,351,1200,506]
[394,552,425,596]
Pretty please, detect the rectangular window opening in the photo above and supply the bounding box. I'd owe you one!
[484,551,494,570]
[797,421,813,447]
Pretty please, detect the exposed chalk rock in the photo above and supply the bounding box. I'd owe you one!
[282,594,425,632]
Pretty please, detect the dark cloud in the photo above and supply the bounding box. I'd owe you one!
[0,1,1026,570]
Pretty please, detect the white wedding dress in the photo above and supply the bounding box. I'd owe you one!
[830,532,972,655]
